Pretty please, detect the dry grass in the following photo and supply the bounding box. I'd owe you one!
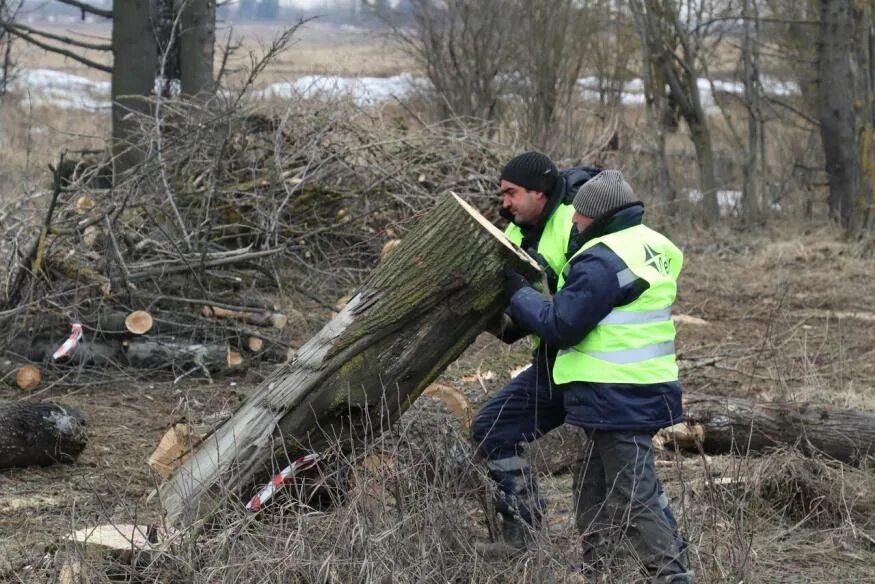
[0,98,106,206]
[11,21,413,84]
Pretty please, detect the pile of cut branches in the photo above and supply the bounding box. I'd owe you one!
[0,93,514,388]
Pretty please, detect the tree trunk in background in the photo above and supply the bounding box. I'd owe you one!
[630,1,676,210]
[155,0,181,96]
[0,403,87,468]
[741,0,762,223]
[112,0,158,176]
[522,0,585,154]
[178,0,215,98]
[633,0,720,224]
[159,194,542,525]
[845,0,874,241]
[818,0,858,227]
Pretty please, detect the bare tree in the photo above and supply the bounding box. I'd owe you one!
[630,0,676,208]
[741,0,762,222]
[379,0,521,122]
[0,0,217,175]
[630,0,721,224]
[112,0,158,173]
[178,0,215,98]
[516,0,589,153]
[817,0,874,238]
[0,0,18,96]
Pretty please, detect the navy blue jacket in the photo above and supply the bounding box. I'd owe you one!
[508,204,683,431]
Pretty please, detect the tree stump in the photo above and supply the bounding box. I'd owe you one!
[0,403,88,468]
[159,194,540,524]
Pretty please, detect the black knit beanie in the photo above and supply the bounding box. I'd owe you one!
[499,151,559,195]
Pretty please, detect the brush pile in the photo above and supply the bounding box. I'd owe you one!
[0,95,514,387]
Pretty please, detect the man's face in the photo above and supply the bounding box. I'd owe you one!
[572,211,594,233]
[501,180,547,226]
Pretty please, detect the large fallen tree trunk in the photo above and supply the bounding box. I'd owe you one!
[159,194,541,524]
[661,394,875,463]
[0,403,88,468]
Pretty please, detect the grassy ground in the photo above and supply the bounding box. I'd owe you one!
[1,228,873,582]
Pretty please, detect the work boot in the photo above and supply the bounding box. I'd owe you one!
[474,517,533,559]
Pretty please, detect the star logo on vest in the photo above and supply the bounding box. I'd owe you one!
[643,242,671,276]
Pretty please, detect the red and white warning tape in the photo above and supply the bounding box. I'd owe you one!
[246,453,320,512]
[52,323,83,360]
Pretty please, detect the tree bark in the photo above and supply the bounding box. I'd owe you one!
[817,0,859,227]
[177,0,215,99]
[741,0,762,223]
[112,0,158,176]
[158,194,541,524]
[667,394,875,464]
[0,403,87,468]
[845,0,874,240]
[125,340,240,373]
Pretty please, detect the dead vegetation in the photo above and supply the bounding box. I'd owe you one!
[0,91,517,388]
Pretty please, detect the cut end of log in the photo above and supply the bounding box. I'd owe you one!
[74,196,96,214]
[227,351,243,368]
[655,422,705,451]
[125,310,153,335]
[269,313,288,330]
[148,423,204,479]
[672,314,709,326]
[246,336,264,352]
[16,365,41,390]
[449,192,541,273]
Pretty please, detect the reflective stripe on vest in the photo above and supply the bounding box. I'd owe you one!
[505,203,575,348]
[553,224,683,385]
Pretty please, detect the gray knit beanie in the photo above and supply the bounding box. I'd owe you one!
[572,170,639,218]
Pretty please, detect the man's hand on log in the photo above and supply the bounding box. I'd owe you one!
[484,312,526,344]
[501,265,531,300]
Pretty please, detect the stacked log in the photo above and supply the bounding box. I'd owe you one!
[2,304,302,383]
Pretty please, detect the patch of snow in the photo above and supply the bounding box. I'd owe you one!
[687,189,743,216]
[9,67,802,113]
[258,73,419,105]
[11,69,110,110]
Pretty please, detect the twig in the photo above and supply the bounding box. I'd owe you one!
[1,23,111,73]
[0,21,111,51]
[54,0,112,19]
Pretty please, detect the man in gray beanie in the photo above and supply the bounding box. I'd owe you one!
[473,170,693,582]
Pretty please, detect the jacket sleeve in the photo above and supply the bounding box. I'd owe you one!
[506,246,630,349]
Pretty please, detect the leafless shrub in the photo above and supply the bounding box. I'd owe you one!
[377,0,521,123]
[0,0,21,96]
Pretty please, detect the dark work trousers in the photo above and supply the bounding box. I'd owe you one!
[574,430,689,580]
[470,356,688,580]
[470,355,564,527]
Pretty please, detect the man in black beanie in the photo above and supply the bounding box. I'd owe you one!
[474,151,595,557]
[497,151,601,300]
[473,169,692,582]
